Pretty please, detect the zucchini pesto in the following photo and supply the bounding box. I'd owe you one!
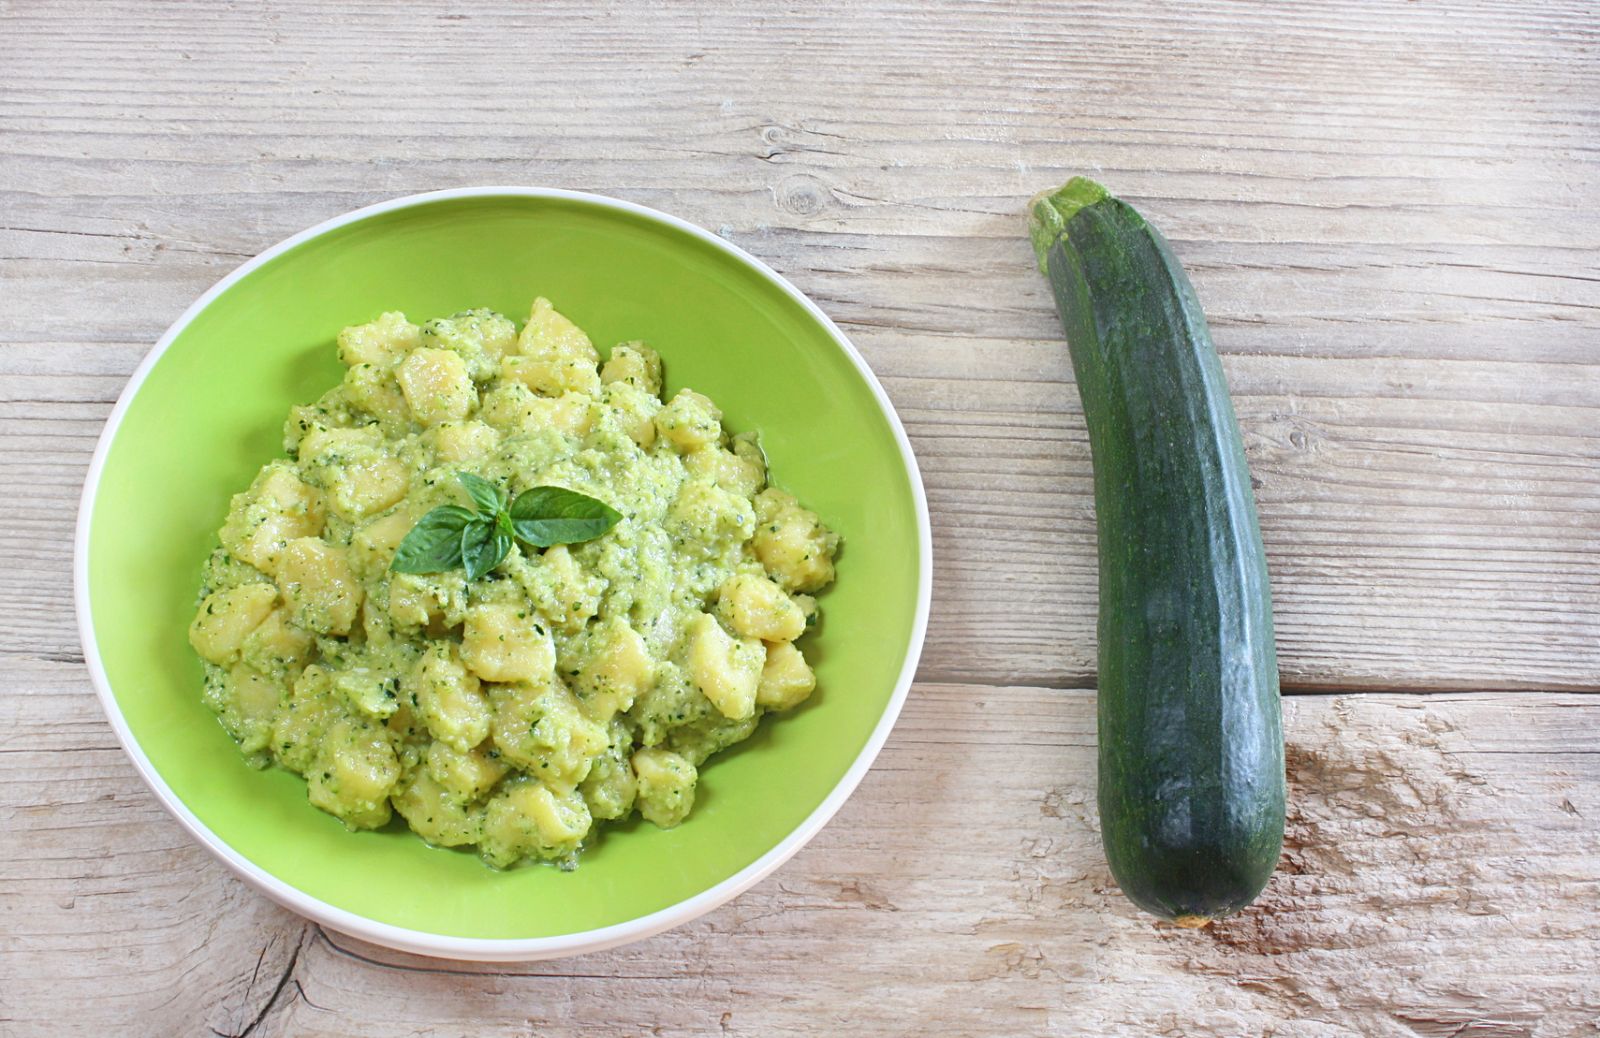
[188,299,839,868]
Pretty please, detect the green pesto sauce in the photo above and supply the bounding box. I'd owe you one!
[188,300,837,869]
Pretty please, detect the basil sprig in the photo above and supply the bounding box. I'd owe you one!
[391,472,621,581]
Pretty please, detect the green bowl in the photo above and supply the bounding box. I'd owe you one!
[75,189,930,960]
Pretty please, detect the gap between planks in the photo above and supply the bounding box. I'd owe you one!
[13,648,1593,698]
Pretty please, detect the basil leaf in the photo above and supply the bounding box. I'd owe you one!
[461,517,512,582]
[390,505,475,574]
[509,486,622,548]
[457,471,505,517]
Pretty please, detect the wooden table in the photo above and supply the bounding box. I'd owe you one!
[4,2,1597,1034]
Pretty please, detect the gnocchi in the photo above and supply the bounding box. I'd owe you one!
[193,298,839,868]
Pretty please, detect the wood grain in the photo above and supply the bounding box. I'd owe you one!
[2,0,1596,1033]
[4,0,1597,691]
[4,659,1597,1036]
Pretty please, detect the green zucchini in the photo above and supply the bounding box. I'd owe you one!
[1029,178,1284,926]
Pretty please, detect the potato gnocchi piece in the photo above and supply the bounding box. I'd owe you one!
[507,297,601,397]
[421,308,516,382]
[218,463,325,576]
[461,603,555,684]
[490,679,609,792]
[200,663,283,758]
[684,612,765,722]
[189,583,279,665]
[240,608,315,675]
[752,488,839,592]
[580,721,638,821]
[306,717,400,830]
[406,643,492,754]
[600,381,660,448]
[479,380,594,439]
[632,747,697,828]
[669,479,756,547]
[392,768,482,848]
[715,571,806,643]
[730,430,767,479]
[336,458,409,521]
[654,388,722,451]
[276,537,363,636]
[599,341,662,395]
[684,444,764,499]
[666,710,761,768]
[480,778,592,867]
[273,665,349,776]
[397,347,477,427]
[565,617,656,722]
[337,311,421,369]
[757,642,817,710]
[199,546,272,596]
[425,420,499,464]
[425,739,508,800]
[298,427,410,522]
[341,362,411,433]
[522,392,594,439]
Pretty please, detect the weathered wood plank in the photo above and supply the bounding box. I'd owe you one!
[4,337,1595,689]
[3,659,1595,1036]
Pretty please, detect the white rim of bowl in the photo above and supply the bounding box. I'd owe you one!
[73,187,932,962]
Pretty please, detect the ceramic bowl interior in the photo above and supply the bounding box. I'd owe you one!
[77,189,929,959]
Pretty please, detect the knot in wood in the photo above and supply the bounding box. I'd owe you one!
[775,174,830,217]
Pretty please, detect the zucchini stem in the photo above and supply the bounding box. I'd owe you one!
[1027,176,1110,273]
